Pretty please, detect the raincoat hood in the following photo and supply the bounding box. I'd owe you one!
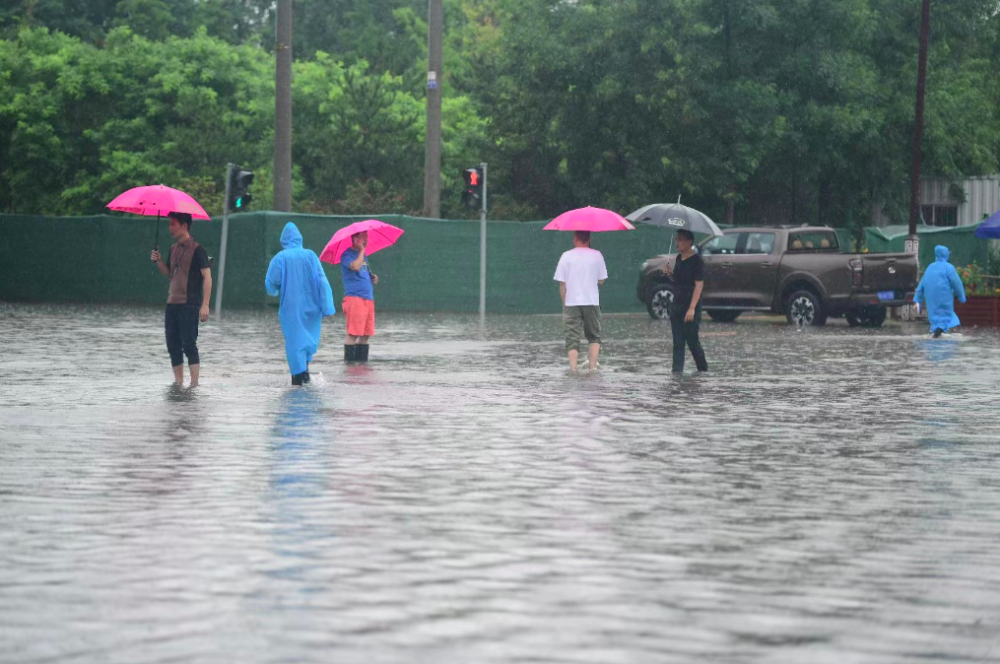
[935,245,950,262]
[280,222,303,249]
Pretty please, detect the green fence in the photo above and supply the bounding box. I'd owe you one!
[864,223,988,271]
[6,212,987,312]
[0,212,677,314]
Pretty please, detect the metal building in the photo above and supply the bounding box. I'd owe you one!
[872,174,1000,227]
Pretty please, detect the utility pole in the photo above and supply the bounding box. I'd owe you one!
[907,0,931,248]
[479,162,487,318]
[903,0,931,322]
[274,0,293,212]
[422,0,443,218]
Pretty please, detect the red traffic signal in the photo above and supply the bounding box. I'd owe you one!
[463,167,482,188]
[461,166,484,209]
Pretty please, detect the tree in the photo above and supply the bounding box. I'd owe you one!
[0,27,273,214]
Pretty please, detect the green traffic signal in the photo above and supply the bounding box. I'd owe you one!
[228,167,255,211]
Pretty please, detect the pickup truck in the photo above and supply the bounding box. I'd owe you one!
[636,226,917,327]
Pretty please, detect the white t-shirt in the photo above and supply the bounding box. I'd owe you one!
[553,247,608,307]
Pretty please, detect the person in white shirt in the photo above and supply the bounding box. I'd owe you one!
[553,231,608,372]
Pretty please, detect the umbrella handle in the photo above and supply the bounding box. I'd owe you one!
[154,215,160,251]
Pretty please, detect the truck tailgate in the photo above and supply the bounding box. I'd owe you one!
[861,253,918,292]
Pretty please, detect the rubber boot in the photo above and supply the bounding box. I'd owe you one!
[302,371,310,384]
[932,327,944,339]
[291,372,304,386]
[344,345,357,362]
[357,344,369,362]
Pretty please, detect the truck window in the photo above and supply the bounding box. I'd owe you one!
[788,231,839,252]
[741,232,775,255]
[701,234,739,256]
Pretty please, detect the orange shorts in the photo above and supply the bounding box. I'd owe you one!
[343,296,375,337]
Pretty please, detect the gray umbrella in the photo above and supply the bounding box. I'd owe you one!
[625,202,723,237]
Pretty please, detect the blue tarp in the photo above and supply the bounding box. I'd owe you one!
[975,209,1000,239]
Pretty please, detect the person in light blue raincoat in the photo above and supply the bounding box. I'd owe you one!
[913,245,966,338]
[266,222,336,384]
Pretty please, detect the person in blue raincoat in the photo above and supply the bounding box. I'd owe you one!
[265,222,336,384]
[913,245,966,338]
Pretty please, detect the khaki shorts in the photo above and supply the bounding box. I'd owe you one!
[563,305,602,352]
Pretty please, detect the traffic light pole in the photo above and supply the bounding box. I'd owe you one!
[215,162,233,321]
[479,162,487,318]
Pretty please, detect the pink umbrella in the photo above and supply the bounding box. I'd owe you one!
[543,206,635,232]
[320,219,404,265]
[107,184,211,249]
[107,184,211,219]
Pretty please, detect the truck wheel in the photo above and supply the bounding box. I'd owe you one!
[847,306,886,328]
[785,290,827,326]
[646,284,675,321]
[707,311,741,323]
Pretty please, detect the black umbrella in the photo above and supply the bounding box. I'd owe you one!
[625,201,724,237]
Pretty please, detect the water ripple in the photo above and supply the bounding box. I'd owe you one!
[1,303,999,663]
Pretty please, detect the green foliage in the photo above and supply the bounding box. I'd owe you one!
[294,54,424,211]
[0,26,273,214]
[957,261,997,293]
[1,0,999,222]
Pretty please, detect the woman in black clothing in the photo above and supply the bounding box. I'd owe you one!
[663,229,708,373]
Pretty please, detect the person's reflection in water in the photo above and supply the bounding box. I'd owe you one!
[267,387,335,589]
[271,387,329,501]
[114,385,205,498]
[916,339,962,448]
[921,338,959,364]
[343,362,375,382]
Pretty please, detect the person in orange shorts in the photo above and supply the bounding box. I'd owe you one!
[339,231,378,362]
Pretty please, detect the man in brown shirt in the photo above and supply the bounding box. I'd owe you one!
[150,212,212,387]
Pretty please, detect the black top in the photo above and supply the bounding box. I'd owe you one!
[167,241,210,306]
[672,252,705,311]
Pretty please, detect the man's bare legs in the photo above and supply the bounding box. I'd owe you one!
[588,343,600,371]
[171,363,200,387]
[347,334,370,347]
[567,349,579,372]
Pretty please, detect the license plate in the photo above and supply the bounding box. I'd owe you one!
[877,290,895,301]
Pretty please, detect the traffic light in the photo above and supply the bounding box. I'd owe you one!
[228,167,255,211]
[461,166,484,209]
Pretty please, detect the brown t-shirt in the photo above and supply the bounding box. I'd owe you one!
[167,239,209,305]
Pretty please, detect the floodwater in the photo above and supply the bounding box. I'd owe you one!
[2,303,1000,664]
